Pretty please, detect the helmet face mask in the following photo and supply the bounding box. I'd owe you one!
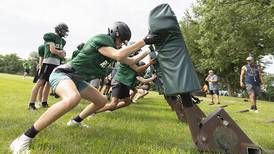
[108,21,131,44]
[55,23,69,37]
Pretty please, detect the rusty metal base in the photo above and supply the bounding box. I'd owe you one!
[164,95,187,123]
[179,93,262,154]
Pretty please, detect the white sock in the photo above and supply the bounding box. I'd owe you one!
[20,134,32,141]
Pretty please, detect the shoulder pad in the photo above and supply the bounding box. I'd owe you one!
[43,32,56,42]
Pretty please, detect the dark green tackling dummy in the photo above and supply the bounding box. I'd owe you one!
[148,3,201,95]
[69,34,116,81]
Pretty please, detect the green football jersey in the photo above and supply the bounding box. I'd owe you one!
[69,34,116,81]
[38,44,45,57]
[114,62,138,88]
[71,50,80,60]
[23,62,29,69]
[43,32,66,60]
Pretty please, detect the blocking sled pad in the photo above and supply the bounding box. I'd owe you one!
[148,3,201,95]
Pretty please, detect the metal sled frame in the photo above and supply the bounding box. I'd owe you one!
[167,93,262,154]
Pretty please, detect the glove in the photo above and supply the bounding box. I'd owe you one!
[143,33,160,45]
[148,45,155,52]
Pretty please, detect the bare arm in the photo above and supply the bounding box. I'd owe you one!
[98,40,146,63]
[121,50,151,65]
[205,76,209,81]
[240,66,246,87]
[136,74,157,84]
[129,60,156,73]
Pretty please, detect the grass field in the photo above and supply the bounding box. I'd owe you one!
[0,73,274,154]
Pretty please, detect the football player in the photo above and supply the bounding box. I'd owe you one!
[10,21,159,153]
[91,54,156,114]
[27,23,68,110]
[33,44,46,106]
[71,42,85,60]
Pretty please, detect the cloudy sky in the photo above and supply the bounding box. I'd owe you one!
[0,0,273,73]
[0,0,194,58]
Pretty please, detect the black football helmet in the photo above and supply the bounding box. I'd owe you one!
[108,21,131,43]
[77,43,85,50]
[55,23,69,37]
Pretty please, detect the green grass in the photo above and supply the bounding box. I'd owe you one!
[0,73,273,154]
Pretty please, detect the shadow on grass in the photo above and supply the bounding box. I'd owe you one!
[97,107,178,124]
[33,123,199,154]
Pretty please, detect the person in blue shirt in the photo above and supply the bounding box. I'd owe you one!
[240,56,264,112]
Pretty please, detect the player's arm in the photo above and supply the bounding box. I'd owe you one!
[121,50,151,65]
[98,40,145,64]
[136,74,157,84]
[129,59,156,73]
[47,42,65,57]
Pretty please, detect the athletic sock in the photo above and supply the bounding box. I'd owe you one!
[254,105,258,110]
[24,125,39,138]
[42,101,48,106]
[73,115,83,122]
[29,102,35,107]
[250,105,254,110]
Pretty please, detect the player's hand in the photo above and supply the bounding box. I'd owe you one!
[59,50,66,57]
[143,33,160,45]
[149,59,157,65]
[151,74,157,79]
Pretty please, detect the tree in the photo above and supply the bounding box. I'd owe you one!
[260,74,274,101]
[180,0,274,96]
[0,54,23,74]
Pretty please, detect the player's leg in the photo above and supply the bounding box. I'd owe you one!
[41,82,51,108]
[28,79,46,110]
[68,82,107,126]
[10,74,81,153]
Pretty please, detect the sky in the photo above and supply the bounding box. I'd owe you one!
[0,0,194,58]
[0,0,273,74]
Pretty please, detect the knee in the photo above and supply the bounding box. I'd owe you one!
[97,96,108,108]
[63,93,81,109]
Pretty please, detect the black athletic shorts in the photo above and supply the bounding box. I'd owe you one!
[209,90,219,95]
[111,80,130,99]
[33,69,40,83]
[39,63,58,81]
[24,68,30,74]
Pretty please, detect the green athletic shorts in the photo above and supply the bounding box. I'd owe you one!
[49,71,89,93]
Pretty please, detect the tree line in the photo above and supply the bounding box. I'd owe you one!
[0,52,39,76]
[179,0,273,100]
